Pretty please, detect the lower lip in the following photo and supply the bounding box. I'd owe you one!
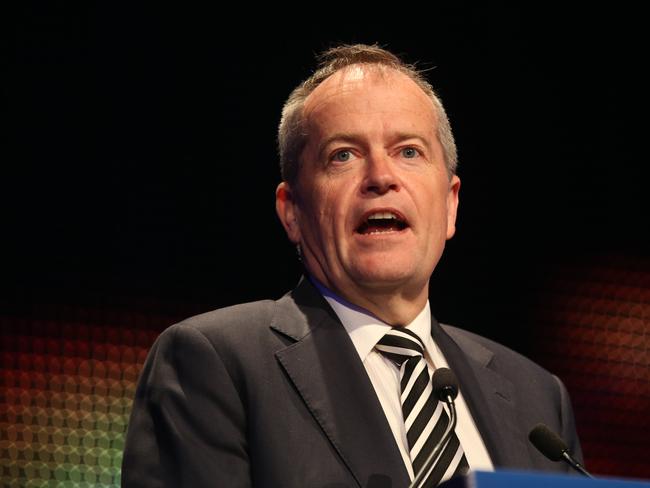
[354,227,410,239]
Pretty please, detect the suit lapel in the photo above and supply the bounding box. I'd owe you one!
[272,278,410,488]
[432,322,531,469]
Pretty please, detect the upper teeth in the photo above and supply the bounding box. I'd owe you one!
[368,212,398,220]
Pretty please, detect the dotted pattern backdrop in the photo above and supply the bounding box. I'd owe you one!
[0,310,166,488]
[2,256,649,486]
[531,256,650,479]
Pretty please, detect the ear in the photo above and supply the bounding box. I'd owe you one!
[445,175,461,240]
[276,181,302,244]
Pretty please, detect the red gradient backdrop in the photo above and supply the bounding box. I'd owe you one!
[2,256,649,485]
[531,256,650,478]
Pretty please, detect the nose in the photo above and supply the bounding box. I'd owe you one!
[361,153,400,195]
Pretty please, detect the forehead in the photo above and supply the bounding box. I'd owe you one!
[302,65,437,134]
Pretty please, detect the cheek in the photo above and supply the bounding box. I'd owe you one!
[310,182,339,219]
[299,186,334,238]
[299,174,356,242]
[420,189,450,235]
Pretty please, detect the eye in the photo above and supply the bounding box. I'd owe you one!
[401,147,420,159]
[331,149,355,163]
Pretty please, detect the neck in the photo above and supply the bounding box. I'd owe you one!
[311,275,429,326]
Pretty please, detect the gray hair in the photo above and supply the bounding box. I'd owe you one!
[277,44,458,184]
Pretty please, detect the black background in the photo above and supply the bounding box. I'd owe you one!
[5,4,646,349]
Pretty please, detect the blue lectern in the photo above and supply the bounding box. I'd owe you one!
[440,470,650,488]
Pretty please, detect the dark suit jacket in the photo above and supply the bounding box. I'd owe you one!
[122,278,583,487]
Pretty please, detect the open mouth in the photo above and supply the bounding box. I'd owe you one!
[355,211,409,235]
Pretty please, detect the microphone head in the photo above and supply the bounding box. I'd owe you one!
[431,367,459,401]
[529,423,569,462]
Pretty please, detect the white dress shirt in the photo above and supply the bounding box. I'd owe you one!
[316,283,494,480]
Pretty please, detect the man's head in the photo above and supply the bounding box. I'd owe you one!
[278,44,458,185]
[276,44,460,323]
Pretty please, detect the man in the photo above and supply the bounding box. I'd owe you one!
[122,44,582,487]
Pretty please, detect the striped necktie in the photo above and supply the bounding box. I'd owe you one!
[375,327,469,487]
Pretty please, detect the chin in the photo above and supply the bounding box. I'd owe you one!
[348,252,437,289]
[350,263,421,289]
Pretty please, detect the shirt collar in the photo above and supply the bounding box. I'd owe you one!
[311,277,432,362]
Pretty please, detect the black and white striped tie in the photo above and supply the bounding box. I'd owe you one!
[376,327,469,487]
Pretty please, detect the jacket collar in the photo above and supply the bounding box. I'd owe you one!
[271,277,531,480]
[271,277,411,487]
[433,322,531,468]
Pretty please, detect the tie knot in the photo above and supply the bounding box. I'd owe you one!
[375,327,425,367]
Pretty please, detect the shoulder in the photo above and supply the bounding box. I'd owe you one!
[149,297,291,363]
[144,296,301,387]
[441,323,559,388]
[177,299,277,335]
[441,324,529,361]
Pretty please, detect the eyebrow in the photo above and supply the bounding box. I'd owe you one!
[317,131,433,158]
[316,133,363,159]
[389,132,434,153]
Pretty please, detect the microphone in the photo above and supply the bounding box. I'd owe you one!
[409,368,460,488]
[432,368,459,403]
[528,423,592,477]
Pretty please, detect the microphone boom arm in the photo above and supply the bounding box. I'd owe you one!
[409,393,458,488]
